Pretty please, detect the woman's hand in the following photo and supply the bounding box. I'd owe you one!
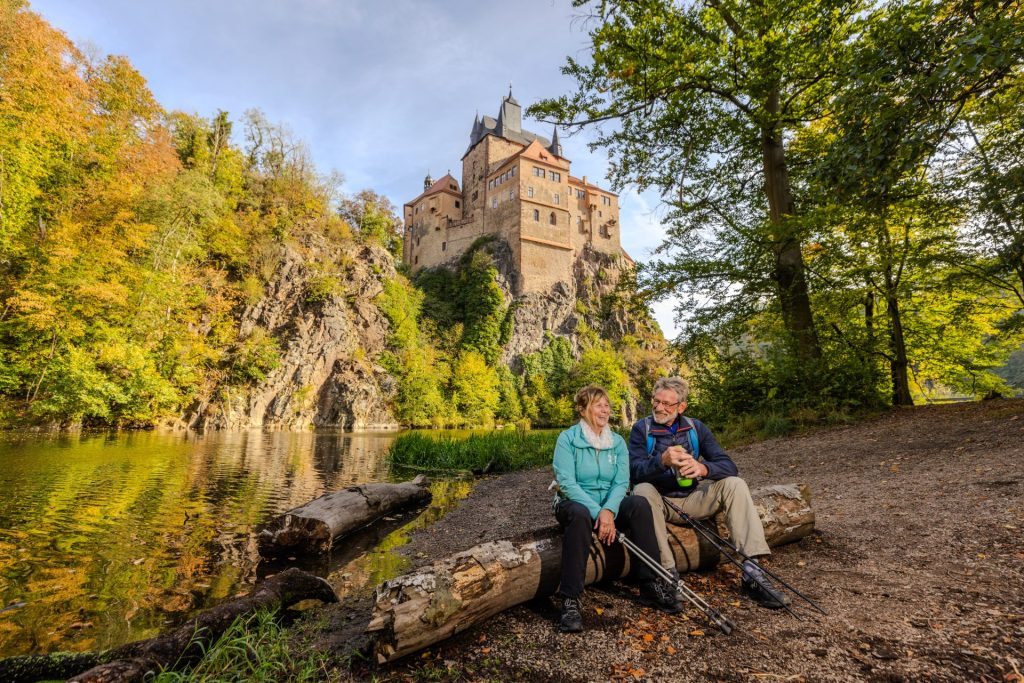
[594,508,616,545]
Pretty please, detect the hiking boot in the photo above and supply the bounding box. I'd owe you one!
[558,595,583,632]
[639,576,684,614]
[741,560,791,609]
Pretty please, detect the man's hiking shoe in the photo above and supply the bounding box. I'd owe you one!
[639,577,684,614]
[558,596,583,632]
[741,560,791,609]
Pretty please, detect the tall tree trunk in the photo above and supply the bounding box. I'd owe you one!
[884,268,913,406]
[761,91,821,361]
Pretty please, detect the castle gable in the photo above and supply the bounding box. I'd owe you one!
[405,173,461,206]
[519,139,570,170]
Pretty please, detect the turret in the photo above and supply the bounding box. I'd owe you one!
[500,85,522,135]
[423,172,433,191]
[548,126,563,157]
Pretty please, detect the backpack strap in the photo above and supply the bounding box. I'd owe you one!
[683,416,700,459]
[646,415,700,459]
[644,416,655,455]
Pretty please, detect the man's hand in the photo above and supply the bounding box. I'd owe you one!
[675,453,709,479]
[660,445,688,468]
[595,509,616,545]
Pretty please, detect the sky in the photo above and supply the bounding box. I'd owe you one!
[30,0,681,337]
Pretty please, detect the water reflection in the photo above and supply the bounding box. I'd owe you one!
[0,429,401,657]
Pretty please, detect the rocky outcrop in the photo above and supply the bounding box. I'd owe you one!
[501,246,657,361]
[185,234,399,431]
[496,243,674,421]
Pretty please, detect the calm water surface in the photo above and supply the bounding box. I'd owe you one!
[0,429,468,657]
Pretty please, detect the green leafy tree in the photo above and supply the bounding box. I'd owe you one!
[530,0,870,364]
[451,350,500,427]
[338,189,403,256]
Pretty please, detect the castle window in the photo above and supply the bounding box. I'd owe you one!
[489,179,495,189]
[533,209,540,221]
[553,193,560,205]
[511,167,517,177]
[551,171,562,183]
[577,216,584,232]
[455,200,460,208]
[442,242,447,251]
[472,191,478,201]
[435,225,440,231]
[415,255,419,264]
[549,212,556,225]
[598,210,603,217]
[577,189,585,198]
[492,197,498,208]
[509,190,514,200]
[527,186,534,198]
[533,167,545,178]
[602,196,612,206]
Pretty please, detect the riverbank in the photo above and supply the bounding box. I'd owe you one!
[309,399,1024,681]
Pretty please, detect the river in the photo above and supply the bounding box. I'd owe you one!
[0,429,470,658]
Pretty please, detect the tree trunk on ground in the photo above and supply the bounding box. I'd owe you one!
[367,483,814,663]
[0,568,338,683]
[258,475,432,557]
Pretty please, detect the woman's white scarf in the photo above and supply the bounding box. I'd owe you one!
[580,419,614,451]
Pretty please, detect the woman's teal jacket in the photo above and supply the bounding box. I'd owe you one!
[552,421,630,519]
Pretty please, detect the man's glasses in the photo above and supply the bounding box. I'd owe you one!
[651,399,680,409]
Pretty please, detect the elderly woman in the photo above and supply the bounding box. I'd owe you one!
[551,385,682,632]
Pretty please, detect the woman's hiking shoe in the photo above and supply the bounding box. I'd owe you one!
[741,560,791,609]
[639,577,684,614]
[558,596,583,632]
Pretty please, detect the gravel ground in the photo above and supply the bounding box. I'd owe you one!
[322,399,1024,682]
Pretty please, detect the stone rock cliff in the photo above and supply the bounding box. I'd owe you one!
[184,234,668,431]
[185,234,399,431]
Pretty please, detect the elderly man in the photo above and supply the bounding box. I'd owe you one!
[627,376,789,608]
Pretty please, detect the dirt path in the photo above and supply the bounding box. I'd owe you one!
[340,399,1024,682]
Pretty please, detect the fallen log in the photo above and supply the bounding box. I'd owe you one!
[0,568,337,683]
[367,483,814,663]
[258,475,432,557]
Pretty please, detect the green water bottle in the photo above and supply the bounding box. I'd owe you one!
[674,468,692,488]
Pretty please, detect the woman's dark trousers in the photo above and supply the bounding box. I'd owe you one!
[554,495,659,598]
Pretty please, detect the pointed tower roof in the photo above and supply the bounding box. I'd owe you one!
[548,126,563,158]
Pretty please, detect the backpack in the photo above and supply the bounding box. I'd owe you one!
[644,415,699,458]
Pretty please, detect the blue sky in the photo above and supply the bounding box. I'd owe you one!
[31,0,680,337]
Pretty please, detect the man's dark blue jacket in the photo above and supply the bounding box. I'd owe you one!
[627,414,739,497]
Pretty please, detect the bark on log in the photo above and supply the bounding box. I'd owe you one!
[258,475,432,557]
[0,568,337,683]
[367,483,814,663]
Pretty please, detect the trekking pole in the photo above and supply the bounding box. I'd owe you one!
[661,497,827,616]
[615,531,736,635]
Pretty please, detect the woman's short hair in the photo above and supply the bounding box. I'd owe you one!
[653,376,689,403]
[574,385,610,416]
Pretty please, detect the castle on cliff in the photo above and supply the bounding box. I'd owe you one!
[403,89,630,295]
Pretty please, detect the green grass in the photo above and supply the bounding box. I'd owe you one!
[387,429,560,474]
[153,610,331,683]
